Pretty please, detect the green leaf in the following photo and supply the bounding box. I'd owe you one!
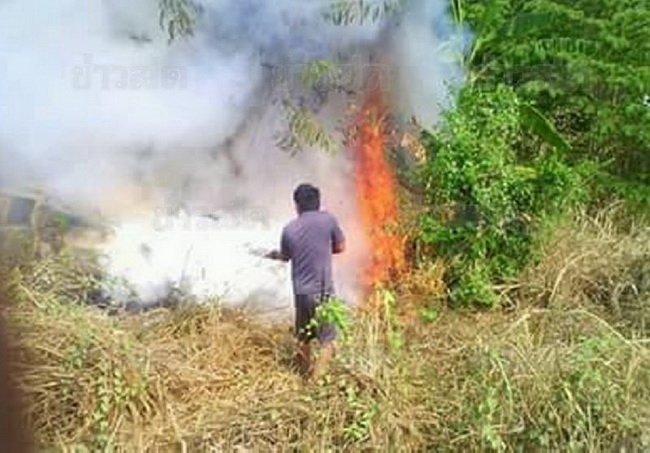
[159,0,197,43]
[277,100,337,155]
[519,103,571,154]
[324,0,405,25]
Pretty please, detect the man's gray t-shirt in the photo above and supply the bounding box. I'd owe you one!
[280,210,345,296]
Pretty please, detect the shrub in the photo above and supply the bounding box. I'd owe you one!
[417,85,587,307]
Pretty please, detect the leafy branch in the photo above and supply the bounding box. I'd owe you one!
[300,60,343,90]
[309,295,351,342]
[324,0,405,25]
[277,100,337,155]
[159,0,198,43]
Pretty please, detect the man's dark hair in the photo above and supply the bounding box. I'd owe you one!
[293,183,320,213]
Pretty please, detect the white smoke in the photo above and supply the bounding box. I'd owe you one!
[0,0,467,313]
[387,0,470,127]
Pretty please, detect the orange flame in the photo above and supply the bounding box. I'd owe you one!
[351,83,405,289]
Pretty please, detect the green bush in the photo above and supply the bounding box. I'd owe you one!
[418,85,587,307]
[459,0,650,208]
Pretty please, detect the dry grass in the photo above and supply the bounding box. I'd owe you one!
[513,203,650,335]
[2,206,650,451]
[5,259,431,451]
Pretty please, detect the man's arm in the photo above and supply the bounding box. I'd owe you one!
[265,227,291,262]
[265,249,290,262]
[331,217,345,255]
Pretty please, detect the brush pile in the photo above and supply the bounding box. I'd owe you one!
[1,209,650,451]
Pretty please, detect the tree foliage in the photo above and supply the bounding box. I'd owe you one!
[419,86,587,307]
[277,100,337,155]
[417,0,649,307]
[157,1,406,155]
[324,0,405,25]
[159,0,198,43]
[461,0,650,192]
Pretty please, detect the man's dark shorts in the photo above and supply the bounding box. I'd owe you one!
[294,294,337,343]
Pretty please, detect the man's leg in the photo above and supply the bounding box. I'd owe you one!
[295,341,311,378]
[309,341,335,382]
[308,305,337,382]
[294,295,315,379]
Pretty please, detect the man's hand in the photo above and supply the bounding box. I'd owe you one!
[265,250,289,262]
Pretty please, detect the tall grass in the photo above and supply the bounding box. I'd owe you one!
[1,207,649,451]
[513,203,650,336]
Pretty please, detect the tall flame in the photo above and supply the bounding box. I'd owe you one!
[351,81,405,289]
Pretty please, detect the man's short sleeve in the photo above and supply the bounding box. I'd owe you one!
[280,227,292,259]
[331,216,345,244]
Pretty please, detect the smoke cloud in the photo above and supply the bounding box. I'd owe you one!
[0,0,467,312]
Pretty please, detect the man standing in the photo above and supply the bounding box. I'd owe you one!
[266,183,345,382]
